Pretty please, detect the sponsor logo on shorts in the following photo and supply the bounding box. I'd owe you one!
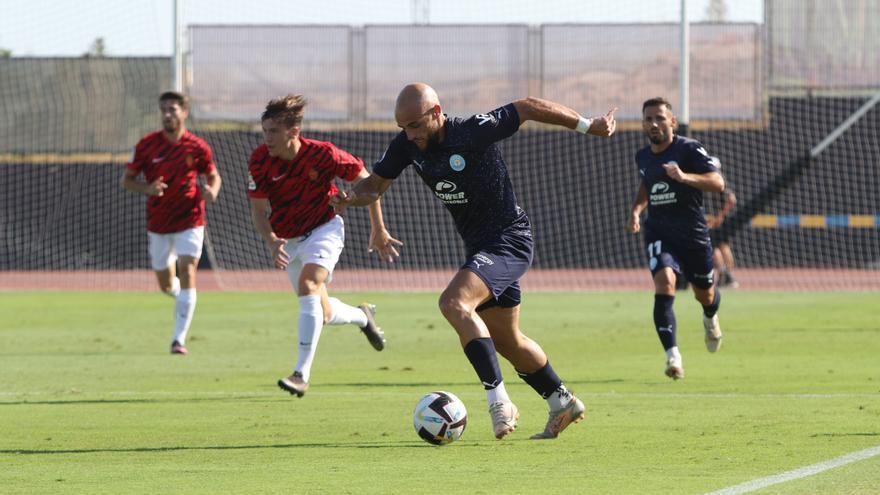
[471,253,494,269]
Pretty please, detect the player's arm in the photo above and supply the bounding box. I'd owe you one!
[347,168,403,263]
[717,191,737,221]
[202,169,222,203]
[627,183,648,233]
[332,172,394,209]
[512,97,617,137]
[248,197,289,270]
[121,168,167,196]
[662,165,725,193]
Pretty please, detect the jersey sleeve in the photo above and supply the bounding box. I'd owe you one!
[247,150,268,199]
[126,138,149,174]
[198,141,217,175]
[465,103,521,147]
[684,141,719,174]
[331,144,364,181]
[372,133,411,179]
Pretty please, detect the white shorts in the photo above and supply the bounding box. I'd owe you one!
[285,215,345,289]
[147,226,205,271]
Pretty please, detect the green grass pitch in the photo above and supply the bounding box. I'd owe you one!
[1,290,878,494]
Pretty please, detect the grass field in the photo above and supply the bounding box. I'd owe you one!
[1,290,879,494]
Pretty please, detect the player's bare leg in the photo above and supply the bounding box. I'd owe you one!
[440,270,517,439]
[482,306,585,439]
[168,256,198,355]
[320,284,385,351]
[654,268,683,379]
[693,284,722,353]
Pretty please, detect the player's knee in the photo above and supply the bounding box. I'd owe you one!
[438,295,471,322]
[297,279,321,295]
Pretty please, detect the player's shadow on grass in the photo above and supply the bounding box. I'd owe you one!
[0,397,254,407]
[329,378,625,388]
[1,440,502,455]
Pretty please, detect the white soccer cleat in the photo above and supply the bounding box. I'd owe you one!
[530,396,586,440]
[665,356,684,380]
[488,401,519,439]
[703,313,723,353]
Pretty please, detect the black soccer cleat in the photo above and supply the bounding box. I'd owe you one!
[358,303,385,351]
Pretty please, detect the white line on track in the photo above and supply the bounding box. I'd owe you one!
[704,445,880,495]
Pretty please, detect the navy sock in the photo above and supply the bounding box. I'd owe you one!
[702,289,721,317]
[516,362,563,399]
[653,294,677,350]
[463,338,503,390]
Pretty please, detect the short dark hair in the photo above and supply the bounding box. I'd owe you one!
[642,97,673,113]
[159,91,189,110]
[262,94,307,128]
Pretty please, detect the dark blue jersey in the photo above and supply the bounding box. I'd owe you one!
[636,135,719,244]
[373,103,527,252]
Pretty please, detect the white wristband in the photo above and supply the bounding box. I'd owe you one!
[575,116,593,134]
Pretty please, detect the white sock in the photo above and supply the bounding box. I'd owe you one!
[547,384,574,411]
[325,297,368,327]
[163,277,181,298]
[294,295,324,383]
[172,288,196,345]
[486,381,511,406]
[666,346,682,361]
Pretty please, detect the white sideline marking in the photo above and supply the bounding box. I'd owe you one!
[704,445,880,495]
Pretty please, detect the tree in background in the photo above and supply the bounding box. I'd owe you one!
[705,0,728,22]
[84,37,106,58]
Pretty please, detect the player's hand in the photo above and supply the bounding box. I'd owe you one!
[369,228,403,263]
[202,184,218,203]
[707,216,722,229]
[662,162,687,183]
[267,237,290,270]
[588,108,618,138]
[627,212,641,233]
[330,190,354,214]
[146,176,168,196]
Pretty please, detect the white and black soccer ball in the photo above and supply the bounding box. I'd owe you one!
[413,391,468,445]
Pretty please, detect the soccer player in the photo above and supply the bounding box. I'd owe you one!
[122,91,222,356]
[248,94,402,398]
[333,83,616,439]
[708,187,739,288]
[626,97,725,380]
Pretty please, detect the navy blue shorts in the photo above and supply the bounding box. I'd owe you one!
[644,228,714,289]
[463,227,534,312]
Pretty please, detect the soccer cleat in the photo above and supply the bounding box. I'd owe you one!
[665,356,684,380]
[277,371,309,398]
[170,341,188,355]
[530,396,586,440]
[358,303,385,351]
[488,401,519,439]
[703,313,723,352]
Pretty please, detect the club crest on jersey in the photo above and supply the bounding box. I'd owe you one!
[449,154,466,172]
[308,167,318,180]
[185,154,194,167]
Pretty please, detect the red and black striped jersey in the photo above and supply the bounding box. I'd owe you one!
[247,138,363,239]
[127,130,217,234]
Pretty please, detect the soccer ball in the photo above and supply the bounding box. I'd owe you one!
[413,391,468,445]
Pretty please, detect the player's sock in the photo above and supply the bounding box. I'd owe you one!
[294,295,323,383]
[463,338,508,405]
[172,288,196,345]
[654,294,677,350]
[163,277,181,298]
[517,362,573,410]
[666,346,682,361]
[325,297,369,326]
[702,289,721,317]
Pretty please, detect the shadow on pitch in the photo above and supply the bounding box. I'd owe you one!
[1,440,505,455]
[327,378,625,388]
[0,396,257,407]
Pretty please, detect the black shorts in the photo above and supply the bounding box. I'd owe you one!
[462,227,534,312]
[644,227,714,289]
[709,226,733,245]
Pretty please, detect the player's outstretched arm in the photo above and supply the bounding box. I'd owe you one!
[662,164,725,193]
[331,173,394,209]
[249,197,289,269]
[512,97,617,137]
[347,169,403,263]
